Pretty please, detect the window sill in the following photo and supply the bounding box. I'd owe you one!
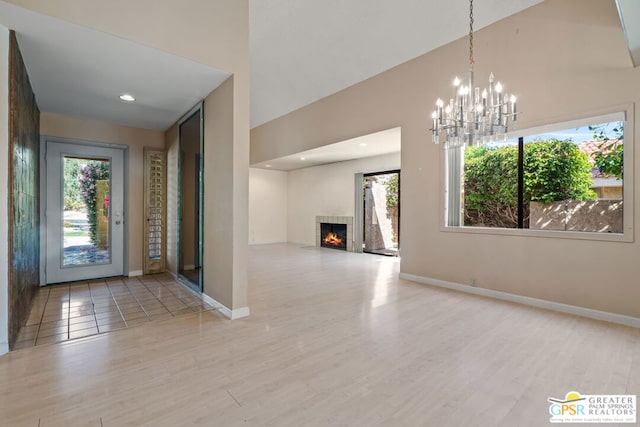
[440,224,634,243]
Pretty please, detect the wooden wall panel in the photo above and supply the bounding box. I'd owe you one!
[8,31,40,349]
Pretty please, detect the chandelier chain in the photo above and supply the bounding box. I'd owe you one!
[469,0,474,67]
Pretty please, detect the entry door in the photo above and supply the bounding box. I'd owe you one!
[45,141,125,284]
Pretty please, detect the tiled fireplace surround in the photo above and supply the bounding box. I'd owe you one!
[315,216,354,252]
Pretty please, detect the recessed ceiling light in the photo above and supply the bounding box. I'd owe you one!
[265,164,272,168]
[119,94,135,102]
[359,143,368,147]
[300,157,306,160]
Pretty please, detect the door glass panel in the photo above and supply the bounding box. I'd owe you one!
[145,150,165,271]
[63,156,111,267]
[178,108,203,290]
[148,154,163,260]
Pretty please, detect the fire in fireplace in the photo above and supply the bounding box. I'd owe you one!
[320,223,347,250]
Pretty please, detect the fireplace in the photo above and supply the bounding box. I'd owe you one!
[320,223,347,250]
[315,216,353,251]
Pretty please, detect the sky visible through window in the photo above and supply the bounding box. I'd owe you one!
[489,122,621,147]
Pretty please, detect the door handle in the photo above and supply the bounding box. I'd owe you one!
[115,211,122,225]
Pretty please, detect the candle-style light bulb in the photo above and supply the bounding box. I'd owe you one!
[488,74,495,109]
[510,95,517,120]
[453,77,461,87]
[436,98,444,108]
[481,88,488,117]
[503,94,509,127]
[495,82,503,94]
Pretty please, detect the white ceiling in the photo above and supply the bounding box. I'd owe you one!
[250,0,543,128]
[252,127,401,171]
[0,1,230,131]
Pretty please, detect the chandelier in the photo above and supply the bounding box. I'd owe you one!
[431,0,519,148]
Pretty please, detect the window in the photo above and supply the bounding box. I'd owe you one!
[446,112,626,235]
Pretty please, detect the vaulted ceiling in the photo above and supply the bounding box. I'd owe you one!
[1,0,638,137]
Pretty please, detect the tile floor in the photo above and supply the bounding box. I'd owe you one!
[13,273,215,350]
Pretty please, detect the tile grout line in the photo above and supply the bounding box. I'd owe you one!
[90,280,123,330]
[120,277,154,321]
[65,284,71,340]
[31,287,51,347]
[137,276,178,318]
[155,276,209,313]
[87,281,101,332]
[105,280,129,328]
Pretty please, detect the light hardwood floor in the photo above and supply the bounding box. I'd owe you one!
[0,243,638,426]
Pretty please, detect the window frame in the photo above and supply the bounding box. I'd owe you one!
[440,104,634,243]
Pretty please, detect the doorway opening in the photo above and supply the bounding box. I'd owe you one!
[363,170,400,256]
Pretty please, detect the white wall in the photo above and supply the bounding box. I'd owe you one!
[0,25,9,355]
[249,168,287,244]
[287,153,400,245]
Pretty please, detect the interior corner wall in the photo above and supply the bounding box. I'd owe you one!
[250,0,640,319]
[201,76,249,310]
[249,168,287,244]
[0,25,10,354]
[287,153,400,246]
[40,113,165,275]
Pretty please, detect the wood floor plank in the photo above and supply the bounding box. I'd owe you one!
[0,243,638,426]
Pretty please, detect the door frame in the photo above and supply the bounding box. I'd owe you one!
[39,136,129,285]
[177,102,204,293]
[357,169,401,256]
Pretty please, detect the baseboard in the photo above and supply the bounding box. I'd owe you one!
[249,241,288,245]
[202,293,250,320]
[399,273,640,329]
[0,342,8,356]
[202,294,250,320]
[128,270,143,277]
